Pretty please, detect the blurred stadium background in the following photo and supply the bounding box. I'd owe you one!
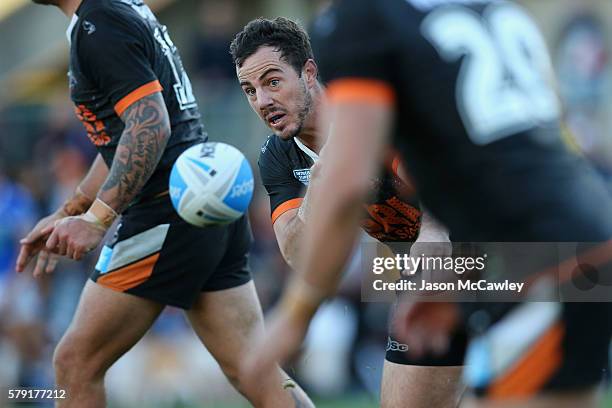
[0,0,611,406]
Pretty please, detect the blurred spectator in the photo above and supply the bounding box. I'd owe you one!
[0,160,46,390]
[44,146,92,344]
[35,101,97,164]
[555,13,612,186]
[193,0,241,82]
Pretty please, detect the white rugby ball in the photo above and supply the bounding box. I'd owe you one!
[169,142,254,227]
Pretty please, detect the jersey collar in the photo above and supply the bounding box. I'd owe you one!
[66,14,79,43]
[294,137,319,162]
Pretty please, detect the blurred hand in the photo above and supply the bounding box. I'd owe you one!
[408,214,452,295]
[16,210,66,276]
[241,308,309,389]
[46,216,106,262]
[409,239,452,281]
[392,301,460,359]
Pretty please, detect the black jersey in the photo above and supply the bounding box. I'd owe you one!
[259,135,422,242]
[68,0,206,202]
[311,0,612,241]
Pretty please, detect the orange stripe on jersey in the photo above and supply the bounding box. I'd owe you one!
[391,156,401,178]
[272,198,304,224]
[489,323,564,399]
[327,78,396,106]
[97,252,160,292]
[385,152,417,198]
[114,80,163,116]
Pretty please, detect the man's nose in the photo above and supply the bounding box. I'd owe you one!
[256,88,274,111]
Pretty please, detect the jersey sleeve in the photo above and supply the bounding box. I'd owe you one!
[76,8,162,116]
[258,137,306,224]
[310,0,396,105]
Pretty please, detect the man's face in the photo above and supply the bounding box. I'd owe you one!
[237,46,313,140]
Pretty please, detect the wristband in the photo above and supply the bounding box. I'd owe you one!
[83,198,118,229]
[61,186,94,216]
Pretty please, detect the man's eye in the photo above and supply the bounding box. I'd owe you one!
[245,88,255,96]
[270,79,280,87]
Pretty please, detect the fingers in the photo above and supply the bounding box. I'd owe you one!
[17,221,57,272]
[21,222,49,245]
[68,243,84,261]
[40,224,55,237]
[20,229,42,246]
[46,229,60,252]
[34,251,62,277]
[59,238,69,257]
[45,253,60,274]
[33,250,49,278]
[16,244,34,273]
[16,239,48,273]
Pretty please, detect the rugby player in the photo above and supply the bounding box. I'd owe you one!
[16,1,312,407]
[243,1,612,407]
[231,17,465,407]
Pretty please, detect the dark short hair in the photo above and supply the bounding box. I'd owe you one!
[230,17,314,75]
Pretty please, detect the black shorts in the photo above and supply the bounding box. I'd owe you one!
[464,302,612,398]
[385,303,468,366]
[91,194,252,309]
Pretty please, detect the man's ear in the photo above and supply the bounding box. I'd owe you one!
[302,59,319,88]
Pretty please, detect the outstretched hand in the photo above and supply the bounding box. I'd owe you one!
[16,211,66,276]
[46,216,106,261]
[392,301,461,359]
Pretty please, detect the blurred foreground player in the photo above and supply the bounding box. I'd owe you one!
[232,17,464,408]
[17,0,312,407]
[244,1,612,407]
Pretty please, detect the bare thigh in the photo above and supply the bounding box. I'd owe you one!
[56,280,164,376]
[381,360,464,408]
[184,281,313,407]
[184,281,267,377]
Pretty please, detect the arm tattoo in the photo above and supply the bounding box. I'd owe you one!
[98,92,170,213]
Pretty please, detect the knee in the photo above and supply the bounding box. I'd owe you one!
[219,360,265,400]
[219,362,246,392]
[53,340,74,377]
[53,337,104,383]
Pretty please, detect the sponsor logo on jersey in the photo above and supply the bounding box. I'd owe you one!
[82,20,96,35]
[293,168,311,185]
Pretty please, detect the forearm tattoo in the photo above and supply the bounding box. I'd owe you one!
[99,92,170,213]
